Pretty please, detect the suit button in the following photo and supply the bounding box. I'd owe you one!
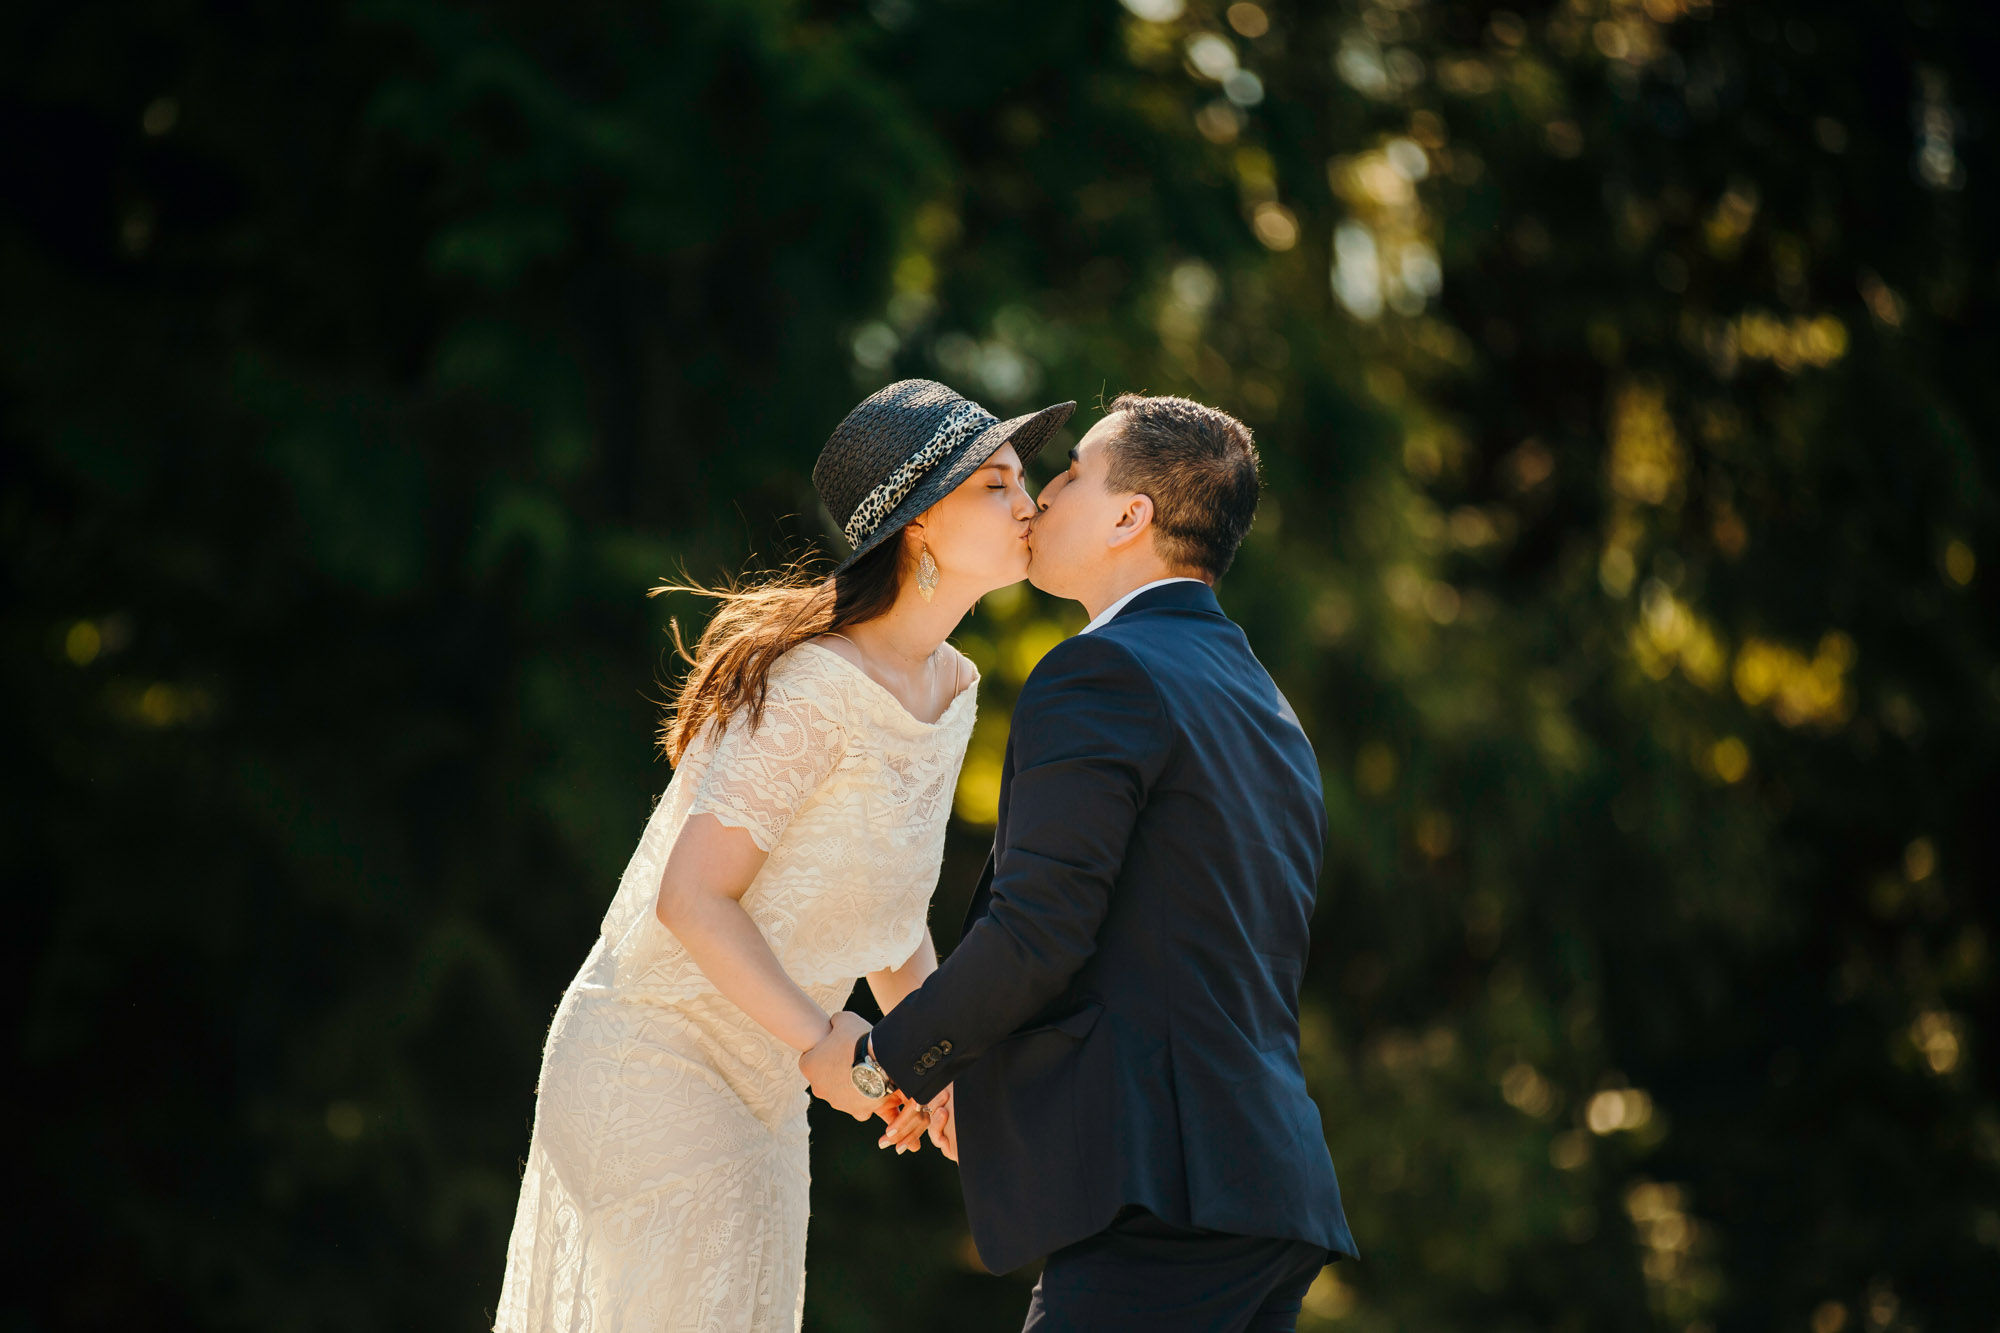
[939,1040,952,1054]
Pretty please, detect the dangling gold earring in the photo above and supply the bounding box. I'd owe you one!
[917,545,939,602]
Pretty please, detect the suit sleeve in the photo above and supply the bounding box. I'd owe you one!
[872,632,1169,1104]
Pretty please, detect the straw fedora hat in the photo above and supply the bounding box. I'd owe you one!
[813,379,1076,573]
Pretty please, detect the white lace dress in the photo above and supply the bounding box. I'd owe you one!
[495,642,976,1333]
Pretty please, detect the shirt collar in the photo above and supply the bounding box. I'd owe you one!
[1080,577,1208,635]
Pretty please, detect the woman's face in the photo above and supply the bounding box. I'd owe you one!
[908,443,1038,596]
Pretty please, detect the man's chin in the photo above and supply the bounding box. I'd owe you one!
[1024,544,1070,598]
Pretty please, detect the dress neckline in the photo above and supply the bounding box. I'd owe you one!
[797,640,978,730]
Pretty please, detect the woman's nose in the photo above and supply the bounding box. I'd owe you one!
[1012,483,1037,519]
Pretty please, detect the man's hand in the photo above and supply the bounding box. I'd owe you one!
[925,1084,958,1162]
[800,1010,888,1123]
[801,1012,938,1153]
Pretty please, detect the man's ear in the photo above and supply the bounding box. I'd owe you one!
[1105,493,1154,551]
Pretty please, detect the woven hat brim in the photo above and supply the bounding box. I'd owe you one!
[832,398,1077,574]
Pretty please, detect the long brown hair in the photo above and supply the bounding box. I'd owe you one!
[650,535,905,764]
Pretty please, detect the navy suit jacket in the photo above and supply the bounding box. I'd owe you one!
[871,579,1357,1274]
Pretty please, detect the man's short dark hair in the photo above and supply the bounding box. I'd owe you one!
[1101,393,1262,579]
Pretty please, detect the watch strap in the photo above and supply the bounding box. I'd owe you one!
[853,1030,896,1094]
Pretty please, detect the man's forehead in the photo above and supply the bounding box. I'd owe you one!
[1073,414,1124,462]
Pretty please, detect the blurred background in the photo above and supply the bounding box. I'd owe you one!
[7,0,1997,1329]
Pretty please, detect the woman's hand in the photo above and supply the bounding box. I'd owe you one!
[876,1093,930,1154]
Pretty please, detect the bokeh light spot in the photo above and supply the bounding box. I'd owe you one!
[66,620,102,666]
[1943,539,1976,586]
[141,97,179,137]
[1710,737,1750,784]
[1355,741,1397,796]
[1185,33,1238,82]
[1909,1011,1961,1074]
[1226,4,1268,39]
[326,1102,366,1141]
[1587,1086,1654,1134]
[1903,837,1935,882]
[1501,1063,1555,1117]
[1251,202,1298,250]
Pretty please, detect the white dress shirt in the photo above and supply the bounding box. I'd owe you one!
[1080,577,1207,635]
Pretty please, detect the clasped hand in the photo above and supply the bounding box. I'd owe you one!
[799,1010,956,1159]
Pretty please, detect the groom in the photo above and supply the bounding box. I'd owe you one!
[803,394,1357,1331]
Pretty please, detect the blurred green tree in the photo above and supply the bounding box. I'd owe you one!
[4,1,1993,1331]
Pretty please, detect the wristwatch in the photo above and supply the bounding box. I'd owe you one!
[850,1032,894,1100]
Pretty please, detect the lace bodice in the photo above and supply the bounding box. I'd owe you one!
[597,641,977,1001]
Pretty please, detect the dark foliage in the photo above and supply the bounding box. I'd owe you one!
[5,2,1995,1330]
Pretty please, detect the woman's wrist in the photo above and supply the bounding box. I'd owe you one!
[787,1011,835,1054]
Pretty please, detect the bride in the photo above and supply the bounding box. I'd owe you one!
[495,379,1075,1333]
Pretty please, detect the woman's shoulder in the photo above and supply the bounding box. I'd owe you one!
[797,633,864,675]
[780,636,891,720]
[699,643,853,763]
[764,638,854,705]
[939,641,978,696]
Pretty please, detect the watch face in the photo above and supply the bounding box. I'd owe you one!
[851,1062,888,1100]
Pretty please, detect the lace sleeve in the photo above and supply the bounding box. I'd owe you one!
[683,667,849,853]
